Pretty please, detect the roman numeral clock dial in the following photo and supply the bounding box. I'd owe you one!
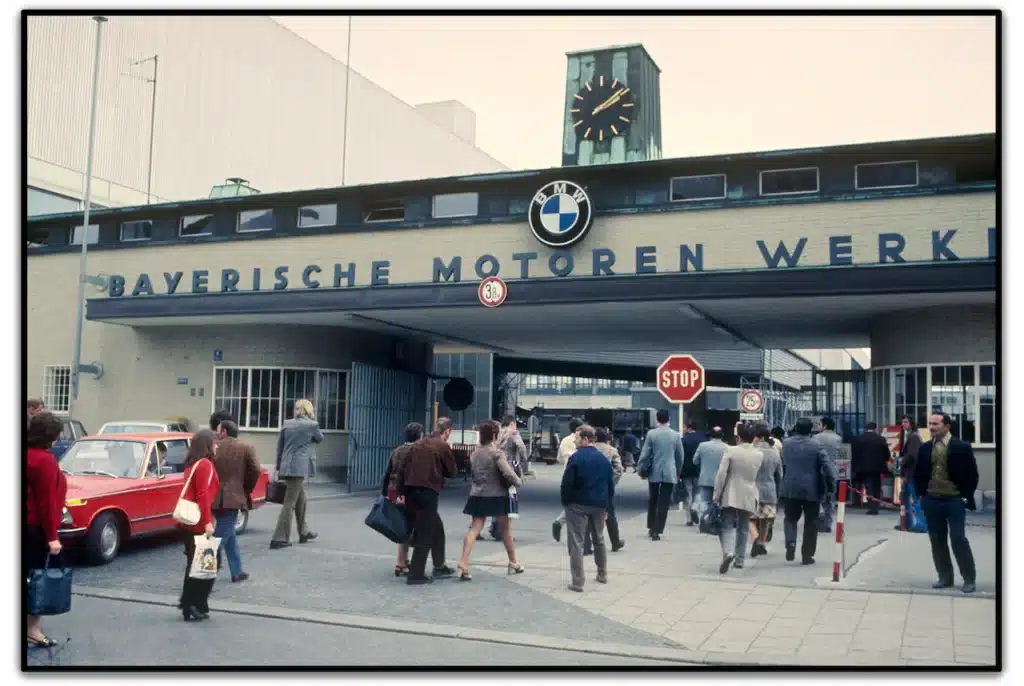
[571,77,636,142]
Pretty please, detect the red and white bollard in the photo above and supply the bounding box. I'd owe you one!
[832,480,847,583]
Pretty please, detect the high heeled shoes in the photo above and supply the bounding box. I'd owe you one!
[507,562,525,575]
[394,564,410,577]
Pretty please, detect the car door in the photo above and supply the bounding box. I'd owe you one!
[145,438,190,532]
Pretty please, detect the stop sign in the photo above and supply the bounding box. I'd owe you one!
[656,354,706,404]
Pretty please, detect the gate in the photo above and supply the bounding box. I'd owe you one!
[346,362,426,493]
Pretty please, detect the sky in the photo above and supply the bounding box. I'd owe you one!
[272,14,996,171]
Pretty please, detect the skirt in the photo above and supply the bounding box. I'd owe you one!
[463,495,510,518]
[755,503,778,519]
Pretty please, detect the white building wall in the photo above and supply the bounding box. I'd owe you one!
[26,15,506,208]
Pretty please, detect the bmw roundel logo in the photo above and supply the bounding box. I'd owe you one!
[528,180,594,249]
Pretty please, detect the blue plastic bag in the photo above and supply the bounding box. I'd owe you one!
[905,482,928,533]
[27,554,73,616]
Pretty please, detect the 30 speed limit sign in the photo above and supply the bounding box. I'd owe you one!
[478,276,507,308]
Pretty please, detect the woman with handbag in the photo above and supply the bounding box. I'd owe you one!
[456,420,524,581]
[380,422,424,577]
[25,411,68,648]
[176,429,220,621]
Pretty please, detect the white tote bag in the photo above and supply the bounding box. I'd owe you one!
[189,535,221,580]
[172,459,213,526]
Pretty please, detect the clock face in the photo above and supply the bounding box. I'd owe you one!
[570,76,636,143]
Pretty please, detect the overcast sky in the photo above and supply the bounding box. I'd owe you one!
[273,14,995,171]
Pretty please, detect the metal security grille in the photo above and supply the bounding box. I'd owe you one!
[42,365,72,414]
[346,362,425,492]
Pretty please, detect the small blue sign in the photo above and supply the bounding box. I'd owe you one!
[213,349,223,362]
[177,377,188,385]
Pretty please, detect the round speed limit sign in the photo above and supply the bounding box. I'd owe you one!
[740,389,764,414]
[478,276,508,308]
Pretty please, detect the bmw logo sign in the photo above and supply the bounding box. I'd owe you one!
[528,180,594,249]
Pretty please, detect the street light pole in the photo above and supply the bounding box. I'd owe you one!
[340,15,352,186]
[126,54,158,204]
[68,15,107,420]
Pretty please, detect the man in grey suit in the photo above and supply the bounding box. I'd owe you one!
[636,409,684,541]
[813,417,843,533]
[780,418,834,564]
[693,426,728,519]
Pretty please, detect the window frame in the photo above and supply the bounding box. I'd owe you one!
[758,166,820,197]
[42,364,72,415]
[236,208,275,234]
[363,200,406,223]
[668,173,728,203]
[854,160,920,191]
[119,219,154,242]
[179,213,214,238]
[431,192,480,219]
[210,365,349,433]
[297,203,339,229]
[68,223,100,246]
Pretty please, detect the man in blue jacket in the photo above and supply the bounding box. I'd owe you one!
[561,424,614,593]
[913,412,979,594]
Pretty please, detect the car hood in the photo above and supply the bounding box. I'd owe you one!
[64,476,140,500]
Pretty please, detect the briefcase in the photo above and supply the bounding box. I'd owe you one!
[266,480,287,505]
[27,554,73,616]
[364,495,411,544]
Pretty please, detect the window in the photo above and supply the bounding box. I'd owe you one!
[855,161,919,190]
[670,174,727,202]
[180,214,214,237]
[147,439,188,476]
[508,197,530,215]
[42,365,71,414]
[27,187,80,217]
[120,219,153,241]
[212,366,348,431]
[894,366,928,428]
[930,365,978,443]
[69,224,99,246]
[979,364,996,444]
[869,368,890,427]
[759,167,819,196]
[955,158,996,184]
[297,204,338,229]
[237,209,275,233]
[363,200,405,223]
[432,192,479,219]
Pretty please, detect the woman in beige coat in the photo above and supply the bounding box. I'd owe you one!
[457,420,524,580]
[712,423,764,574]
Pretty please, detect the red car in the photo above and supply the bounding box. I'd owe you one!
[55,432,271,565]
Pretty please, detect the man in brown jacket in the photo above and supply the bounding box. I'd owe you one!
[399,417,458,585]
[213,420,262,583]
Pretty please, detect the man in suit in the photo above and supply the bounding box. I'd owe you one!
[850,422,891,514]
[674,422,706,526]
[813,417,843,532]
[636,409,684,541]
[913,412,979,594]
[779,417,834,565]
[694,426,728,520]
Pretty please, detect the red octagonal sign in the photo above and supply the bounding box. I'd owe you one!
[657,354,706,404]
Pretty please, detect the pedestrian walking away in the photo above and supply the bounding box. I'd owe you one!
[176,430,221,622]
[212,420,262,582]
[913,413,979,594]
[850,422,891,515]
[457,420,524,581]
[677,422,706,526]
[25,411,68,647]
[400,418,458,585]
[381,422,424,577]
[487,415,528,541]
[551,417,584,543]
[560,425,614,592]
[589,427,626,553]
[712,423,763,574]
[813,417,843,532]
[748,424,783,558]
[779,418,834,565]
[693,426,728,524]
[636,410,684,540]
[896,415,924,531]
[270,399,323,549]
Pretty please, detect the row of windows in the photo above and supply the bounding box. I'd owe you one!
[40,364,349,433]
[521,375,634,393]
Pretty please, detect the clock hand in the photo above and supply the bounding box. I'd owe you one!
[592,89,626,116]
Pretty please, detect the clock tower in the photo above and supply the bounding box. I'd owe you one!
[562,43,662,167]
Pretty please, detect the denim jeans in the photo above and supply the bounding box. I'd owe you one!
[719,507,752,564]
[214,509,244,579]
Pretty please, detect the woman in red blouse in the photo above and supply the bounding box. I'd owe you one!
[177,429,220,622]
[25,412,68,648]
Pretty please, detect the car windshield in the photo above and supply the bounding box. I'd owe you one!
[100,423,164,434]
[448,430,479,445]
[58,440,147,478]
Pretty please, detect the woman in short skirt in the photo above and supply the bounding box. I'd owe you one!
[456,420,523,581]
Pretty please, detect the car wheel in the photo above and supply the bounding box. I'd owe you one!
[234,510,249,536]
[86,512,122,565]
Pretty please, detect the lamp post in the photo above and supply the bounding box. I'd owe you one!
[125,54,158,204]
[340,15,352,186]
[68,15,108,420]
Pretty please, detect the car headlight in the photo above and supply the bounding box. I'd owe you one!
[61,507,73,526]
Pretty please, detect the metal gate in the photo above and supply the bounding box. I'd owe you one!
[346,362,426,492]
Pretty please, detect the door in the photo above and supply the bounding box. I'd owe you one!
[133,438,190,534]
[347,362,426,492]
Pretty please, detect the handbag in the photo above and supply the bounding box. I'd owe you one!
[172,459,213,526]
[189,535,221,580]
[699,502,723,536]
[266,480,287,505]
[27,553,73,616]
[507,486,520,520]
[364,495,411,544]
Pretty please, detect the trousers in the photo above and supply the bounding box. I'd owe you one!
[272,477,311,543]
[179,531,215,613]
[783,499,820,560]
[406,486,446,579]
[719,507,753,563]
[646,482,674,535]
[213,509,244,578]
[565,504,607,589]
[921,495,976,584]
